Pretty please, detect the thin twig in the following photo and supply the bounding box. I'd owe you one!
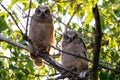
[55,30,62,36]
[0,3,24,35]
[54,16,67,26]
[25,0,32,36]
[76,23,94,34]
[57,0,75,3]
[65,3,82,31]
[50,0,59,8]
[0,56,10,59]
[12,10,26,31]
[65,10,76,30]
[15,4,26,30]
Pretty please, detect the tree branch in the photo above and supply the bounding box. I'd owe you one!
[92,4,102,80]
[25,0,32,36]
[0,35,29,51]
[0,35,76,78]
[65,3,82,31]
[0,34,120,76]
[38,51,76,75]
[0,56,10,59]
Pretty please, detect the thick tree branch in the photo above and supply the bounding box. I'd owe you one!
[92,4,102,80]
[38,51,76,75]
[1,34,120,76]
[0,35,76,78]
[1,34,120,74]
[31,34,120,75]
[0,35,29,51]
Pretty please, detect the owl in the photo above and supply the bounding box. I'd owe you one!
[29,6,55,67]
[61,30,88,78]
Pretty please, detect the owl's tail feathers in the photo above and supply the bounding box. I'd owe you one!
[30,53,43,67]
[34,57,43,66]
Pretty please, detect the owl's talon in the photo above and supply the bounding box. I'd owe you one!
[30,53,36,59]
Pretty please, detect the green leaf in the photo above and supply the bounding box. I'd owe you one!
[22,1,29,11]
[99,70,108,80]
[1,70,9,79]
[100,15,106,30]
[0,61,4,68]
[0,0,2,3]
[9,64,18,70]
[110,0,116,3]
[71,23,78,30]
[0,12,8,33]
[0,52,4,55]
[7,0,18,10]
[107,72,115,80]
[1,42,8,50]
[78,27,82,33]
[84,13,94,28]
[114,10,120,17]
[15,71,26,80]
[37,0,46,4]
[57,4,63,13]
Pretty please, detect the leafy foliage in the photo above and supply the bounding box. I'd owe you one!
[0,0,120,80]
[0,12,8,33]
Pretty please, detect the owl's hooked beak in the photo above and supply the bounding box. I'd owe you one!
[40,12,45,17]
[68,37,73,42]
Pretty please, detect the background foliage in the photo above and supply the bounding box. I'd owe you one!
[0,0,120,80]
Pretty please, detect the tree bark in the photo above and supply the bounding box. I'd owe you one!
[92,4,102,80]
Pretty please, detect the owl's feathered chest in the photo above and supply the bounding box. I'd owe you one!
[62,39,84,58]
[29,16,54,45]
[62,40,81,50]
[30,18,53,35]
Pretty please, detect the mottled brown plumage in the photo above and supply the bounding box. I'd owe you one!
[29,6,55,67]
[61,30,88,73]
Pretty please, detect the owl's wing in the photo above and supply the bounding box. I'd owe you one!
[79,37,87,58]
[79,37,86,50]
